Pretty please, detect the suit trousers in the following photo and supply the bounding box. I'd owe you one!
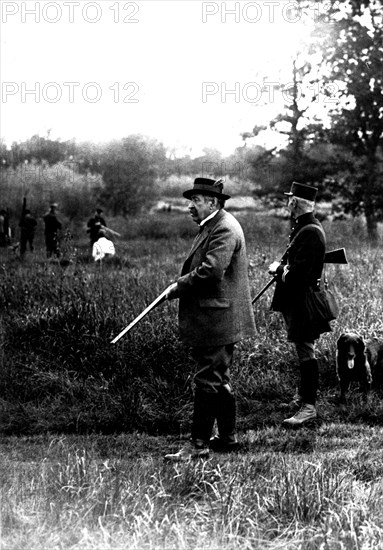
[190,343,236,444]
[191,343,235,393]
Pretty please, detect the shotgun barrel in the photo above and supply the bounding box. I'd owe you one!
[251,278,276,305]
[110,286,170,344]
[102,226,121,238]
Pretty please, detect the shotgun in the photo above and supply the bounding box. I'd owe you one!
[101,225,122,238]
[252,248,348,305]
[110,286,171,344]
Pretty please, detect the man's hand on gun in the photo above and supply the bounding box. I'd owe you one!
[268,261,280,275]
[165,282,178,300]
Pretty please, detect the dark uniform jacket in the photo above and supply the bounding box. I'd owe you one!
[176,209,256,347]
[271,212,332,342]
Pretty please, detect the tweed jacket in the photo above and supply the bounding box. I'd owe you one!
[270,212,332,341]
[176,209,256,347]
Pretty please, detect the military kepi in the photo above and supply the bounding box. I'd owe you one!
[183,178,231,200]
[284,181,318,201]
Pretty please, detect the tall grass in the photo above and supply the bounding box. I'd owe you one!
[1,212,383,436]
[2,429,383,549]
[2,212,383,549]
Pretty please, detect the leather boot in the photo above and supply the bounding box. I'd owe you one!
[283,359,319,428]
[283,403,317,427]
[210,384,239,451]
[191,389,217,446]
[300,358,318,406]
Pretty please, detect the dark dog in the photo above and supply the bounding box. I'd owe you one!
[336,332,372,402]
[365,337,383,388]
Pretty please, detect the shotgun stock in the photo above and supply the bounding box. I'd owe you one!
[324,248,348,264]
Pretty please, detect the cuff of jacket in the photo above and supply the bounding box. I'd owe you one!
[174,275,190,297]
[275,265,289,283]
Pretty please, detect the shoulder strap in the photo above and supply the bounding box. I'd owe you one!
[281,223,326,263]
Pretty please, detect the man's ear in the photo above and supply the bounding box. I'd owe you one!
[209,196,218,209]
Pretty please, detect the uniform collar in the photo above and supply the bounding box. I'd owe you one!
[297,212,315,224]
[290,212,316,239]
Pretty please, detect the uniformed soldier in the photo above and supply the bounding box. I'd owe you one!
[269,182,332,427]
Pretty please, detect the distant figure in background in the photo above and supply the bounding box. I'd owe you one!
[43,203,62,258]
[0,209,10,247]
[92,228,115,262]
[19,209,37,256]
[87,208,107,246]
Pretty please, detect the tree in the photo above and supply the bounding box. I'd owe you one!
[2,135,75,167]
[242,56,331,200]
[99,135,167,216]
[316,0,383,239]
[268,57,333,188]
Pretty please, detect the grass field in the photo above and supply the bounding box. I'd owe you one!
[1,210,383,548]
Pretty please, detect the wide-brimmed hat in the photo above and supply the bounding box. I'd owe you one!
[183,178,231,200]
[284,182,318,201]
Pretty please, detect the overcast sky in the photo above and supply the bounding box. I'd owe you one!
[1,0,320,156]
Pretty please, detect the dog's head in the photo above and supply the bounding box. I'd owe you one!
[337,332,365,370]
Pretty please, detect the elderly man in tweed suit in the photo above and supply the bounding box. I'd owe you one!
[164,177,256,461]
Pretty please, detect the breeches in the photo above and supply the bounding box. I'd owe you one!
[294,341,315,362]
[282,312,316,361]
[191,343,235,394]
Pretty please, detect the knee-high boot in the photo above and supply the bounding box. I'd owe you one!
[191,389,217,446]
[216,384,237,443]
[299,358,319,405]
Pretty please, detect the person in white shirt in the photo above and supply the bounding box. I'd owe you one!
[92,229,115,262]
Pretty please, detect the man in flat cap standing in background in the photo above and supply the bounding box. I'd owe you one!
[164,177,256,460]
[269,182,332,427]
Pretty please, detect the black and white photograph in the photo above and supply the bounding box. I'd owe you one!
[1,0,383,547]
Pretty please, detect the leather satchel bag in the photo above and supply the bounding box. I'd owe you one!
[305,281,339,323]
